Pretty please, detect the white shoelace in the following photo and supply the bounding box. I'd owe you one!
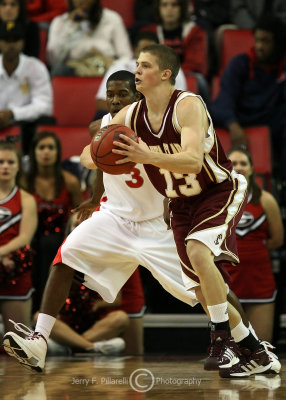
[260,340,278,360]
[8,319,34,337]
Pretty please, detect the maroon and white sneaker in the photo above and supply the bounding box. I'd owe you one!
[219,345,272,378]
[3,319,47,372]
[260,341,281,374]
[204,330,237,371]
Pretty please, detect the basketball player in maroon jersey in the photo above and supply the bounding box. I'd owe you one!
[110,44,275,377]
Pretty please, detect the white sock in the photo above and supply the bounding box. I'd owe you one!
[35,313,56,341]
[231,320,250,342]
[207,302,229,323]
[93,341,104,350]
[248,322,259,340]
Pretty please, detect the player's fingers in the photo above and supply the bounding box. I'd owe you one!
[118,134,134,143]
[113,140,129,149]
[115,157,130,164]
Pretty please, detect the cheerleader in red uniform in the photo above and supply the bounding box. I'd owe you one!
[226,146,284,342]
[23,131,82,312]
[0,141,37,333]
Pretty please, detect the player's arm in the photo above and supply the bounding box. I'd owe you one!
[113,97,206,174]
[261,190,284,251]
[89,119,102,138]
[80,106,130,169]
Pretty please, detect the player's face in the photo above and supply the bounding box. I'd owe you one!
[135,51,163,92]
[159,0,181,26]
[106,80,136,117]
[228,151,253,182]
[254,30,275,64]
[35,137,58,167]
[0,0,19,22]
[0,149,19,181]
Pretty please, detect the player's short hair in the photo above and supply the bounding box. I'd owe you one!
[106,70,137,94]
[140,44,180,85]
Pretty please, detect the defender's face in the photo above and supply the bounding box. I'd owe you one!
[135,51,162,92]
[228,151,253,182]
[106,80,137,118]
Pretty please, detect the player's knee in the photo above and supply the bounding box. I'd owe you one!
[186,240,212,273]
[194,286,204,305]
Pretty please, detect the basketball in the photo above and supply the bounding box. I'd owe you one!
[90,124,138,174]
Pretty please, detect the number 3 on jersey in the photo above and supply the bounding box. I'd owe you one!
[160,169,202,197]
[125,167,144,188]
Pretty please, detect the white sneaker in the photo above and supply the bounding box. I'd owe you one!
[3,319,47,372]
[260,341,281,374]
[93,337,125,355]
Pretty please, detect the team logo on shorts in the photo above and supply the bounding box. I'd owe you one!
[214,234,222,245]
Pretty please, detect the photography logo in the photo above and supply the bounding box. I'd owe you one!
[129,368,155,393]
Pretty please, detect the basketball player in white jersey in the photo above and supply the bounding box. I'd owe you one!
[3,70,279,377]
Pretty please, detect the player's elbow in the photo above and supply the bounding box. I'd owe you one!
[188,154,203,174]
[192,160,203,174]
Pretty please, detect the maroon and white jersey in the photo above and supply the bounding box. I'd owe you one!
[0,186,21,245]
[125,90,233,198]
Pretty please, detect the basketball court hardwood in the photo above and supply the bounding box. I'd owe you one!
[0,354,285,399]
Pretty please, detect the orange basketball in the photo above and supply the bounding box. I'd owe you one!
[90,124,138,174]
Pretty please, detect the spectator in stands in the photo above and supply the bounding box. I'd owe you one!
[26,0,68,23]
[230,0,286,28]
[0,141,37,335]
[47,0,132,77]
[22,131,82,313]
[129,0,155,38]
[95,31,187,118]
[191,0,231,77]
[210,15,286,179]
[0,21,53,154]
[225,146,284,342]
[143,0,208,77]
[0,0,40,58]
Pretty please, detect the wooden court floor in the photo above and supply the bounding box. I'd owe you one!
[0,353,285,399]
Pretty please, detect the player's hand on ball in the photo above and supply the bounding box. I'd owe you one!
[113,135,150,164]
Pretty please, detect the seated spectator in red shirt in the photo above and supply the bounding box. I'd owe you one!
[0,0,39,58]
[26,0,68,23]
[143,0,208,77]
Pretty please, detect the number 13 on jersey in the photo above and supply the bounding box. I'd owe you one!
[160,169,202,198]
